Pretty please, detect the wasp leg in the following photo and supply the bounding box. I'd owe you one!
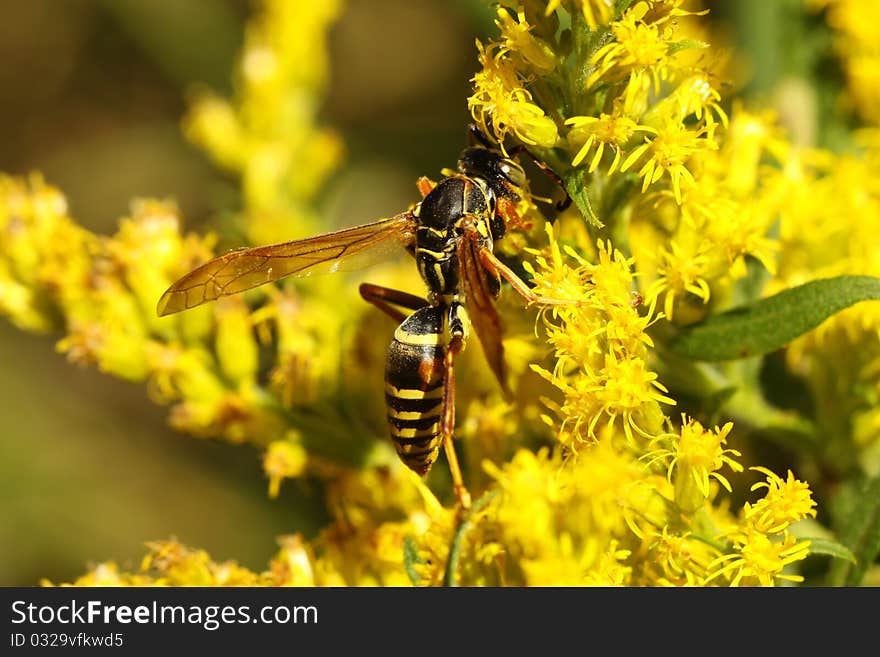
[441,332,471,510]
[496,196,528,231]
[477,248,581,307]
[417,176,437,198]
[359,283,427,324]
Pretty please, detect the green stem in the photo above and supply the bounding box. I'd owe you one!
[443,490,498,586]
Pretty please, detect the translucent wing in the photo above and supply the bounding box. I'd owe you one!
[458,226,513,400]
[158,213,416,316]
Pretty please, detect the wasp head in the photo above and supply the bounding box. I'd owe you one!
[457,146,527,203]
[457,146,529,240]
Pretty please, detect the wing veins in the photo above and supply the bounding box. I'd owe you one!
[458,227,512,399]
[157,213,415,315]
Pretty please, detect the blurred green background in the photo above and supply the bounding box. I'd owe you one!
[0,0,828,586]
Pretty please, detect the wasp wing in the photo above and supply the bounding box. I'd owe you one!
[157,213,416,316]
[458,226,513,400]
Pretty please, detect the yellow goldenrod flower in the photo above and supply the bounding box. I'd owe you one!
[0,268,51,332]
[621,118,716,203]
[495,8,556,73]
[641,527,716,586]
[106,200,194,327]
[588,3,674,95]
[469,40,559,149]
[814,0,880,125]
[745,467,818,534]
[704,467,816,586]
[641,0,706,26]
[706,201,779,278]
[0,174,94,331]
[214,296,260,385]
[652,416,742,513]
[645,73,728,129]
[645,238,712,321]
[568,0,615,31]
[264,438,308,499]
[181,94,247,171]
[706,531,811,587]
[719,105,787,197]
[582,541,633,586]
[525,226,672,445]
[479,443,645,585]
[141,540,231,586]
[184,0,344,244]
[59,318,151,382]
[43,562,156,587]
[252,286,350,408]
[566,112,658,173]
[268,535,317,586]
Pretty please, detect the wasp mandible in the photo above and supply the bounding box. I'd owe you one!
[157,127,571,508]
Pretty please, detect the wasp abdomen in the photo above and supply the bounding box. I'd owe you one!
[384,306,447,475]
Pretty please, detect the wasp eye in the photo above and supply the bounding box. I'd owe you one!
[499,161,526,187]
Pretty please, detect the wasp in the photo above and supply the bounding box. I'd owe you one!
[157,127,570,508]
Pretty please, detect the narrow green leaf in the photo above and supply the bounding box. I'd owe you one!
[562,169,603,228]
[828,475,880,586]
[403,536,424,586]
[668,275,880,362]
[804,537,857,563]
[667,39,710,55]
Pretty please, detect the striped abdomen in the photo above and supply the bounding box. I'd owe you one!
[384,306,447,475]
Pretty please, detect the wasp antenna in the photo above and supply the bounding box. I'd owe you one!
[466,123,494,148]
[508,144,573,212]
[530,193,555,205]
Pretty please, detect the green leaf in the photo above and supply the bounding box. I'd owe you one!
[804,537,857,563]
[668,275,880,362]
[562,168,603,228]
[403,536,424,586]
[828,475,880,586]
[667,39,710,55]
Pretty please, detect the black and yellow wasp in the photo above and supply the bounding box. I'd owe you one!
[157,127,569,508]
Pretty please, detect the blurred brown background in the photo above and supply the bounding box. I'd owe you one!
[0,0,491,586]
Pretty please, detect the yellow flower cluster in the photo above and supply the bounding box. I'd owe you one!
[0,174,92,334]
[0,175,290,448]
[184,0,344,245]
[469,2,780,323]
[0,2,397,505]
[430,224,815,586]
[452,0,825,586]
[181,1,385,473]
[526,226,670,446]
[707,468,817,586]
[631,106,782,323]
[770,134,880,467]
[51,466,452,587]
[421,435,815,586]
[811,0,880,125]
